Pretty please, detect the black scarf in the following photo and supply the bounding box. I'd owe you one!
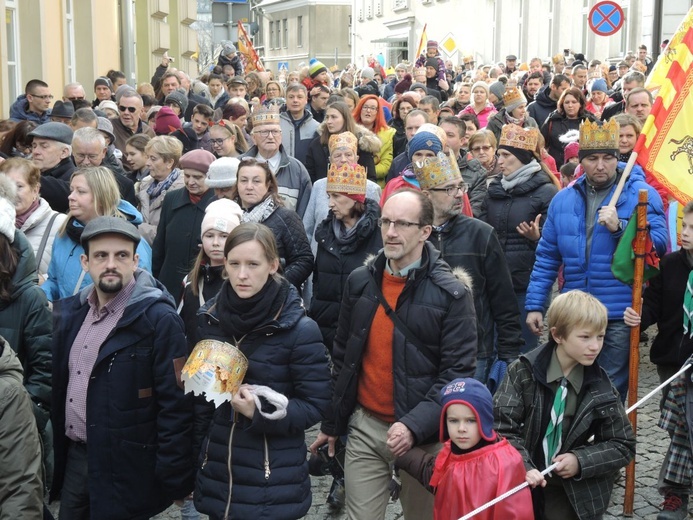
[65,217,86,244]
[216,276,289,339]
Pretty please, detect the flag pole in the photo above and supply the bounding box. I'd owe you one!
[416,23,428,58]
[623,189,649,517]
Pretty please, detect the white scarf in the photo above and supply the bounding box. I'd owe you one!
[500,160,541,192]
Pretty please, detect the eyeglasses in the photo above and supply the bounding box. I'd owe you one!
[118,105,137,113]
[74,153,102,162]
[253,129,281,137]
[210,137,230,146]
[470,145,493,153]
[378,218,423,230]
[67,96,85,101]
[361,105,379,113]
[429,183,468,196]
[31,94,54,100]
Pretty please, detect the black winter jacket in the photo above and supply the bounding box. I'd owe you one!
[480,169,558,291]
[153,187,216,301]
[541,110,598,167]
[429,215,523,362]
[39,157,76,213]
[0,231,52,419]
[260,205,314,289]
[321,242,477,442]
[310,199,382,349]
[389,118,407,159]
[194,284,331,520]
[50,270,194,519]
[526,86,556,128]
[641,249,693,367]
[180,264,225,349]
[456,153,488,218]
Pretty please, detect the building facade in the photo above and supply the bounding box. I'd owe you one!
[0,0,199,118]
[353,0,684,69]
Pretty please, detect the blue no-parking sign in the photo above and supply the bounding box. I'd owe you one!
[588,1,625,36]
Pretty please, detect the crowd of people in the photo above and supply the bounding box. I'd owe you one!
[0,38,687,520]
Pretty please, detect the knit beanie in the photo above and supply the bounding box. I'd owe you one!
[94,76,113,92]
[394,74,413,94]
[439,378,497,442]
[165,90,189,115]
[564,141,580,162]
[309,58,328,79]
[0,175,17,243]
[425,57,439,70]
[489,81,506,102]
[154,106,182,135]
[503,88,527,114]
[410,82,427,93]
[360,67,375,80]
[179,149,216,174]
[426,40,438,49]
[590,78,609,94]
[407,131,443,162]
[201,198,243,236]
[471,81,490,97]
[206,157,240,188]
[222,43,237,56]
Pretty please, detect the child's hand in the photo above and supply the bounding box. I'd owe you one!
[525,469,546,488]
[623,306,641,327]
[552,453,580,478]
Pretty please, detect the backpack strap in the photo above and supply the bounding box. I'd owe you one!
[35,212,59,274]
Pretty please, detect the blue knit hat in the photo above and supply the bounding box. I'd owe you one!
[590,78,609,94]
[407,131,442,162]
[439,378,497,442]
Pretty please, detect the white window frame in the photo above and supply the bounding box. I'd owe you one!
[5,0,21,102]
[64,0,76,82]
[297,15,303,47]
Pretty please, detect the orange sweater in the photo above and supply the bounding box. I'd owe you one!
[357,271,406,422]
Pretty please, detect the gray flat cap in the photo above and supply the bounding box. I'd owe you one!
[28,122,74,145]
[81,216,141,247]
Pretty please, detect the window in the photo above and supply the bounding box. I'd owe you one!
[297,16,303,47]
[64,0,76,81]
[269,21,274,49]
[282,19,288,48]
[5,1,20,102]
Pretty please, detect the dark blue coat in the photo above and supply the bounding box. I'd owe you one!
[194,283,331,520]
[50,270,194,519]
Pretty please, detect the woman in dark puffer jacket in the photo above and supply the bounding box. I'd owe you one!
[193,223,330,520]
[480,124,559,353]
[310,158,382,350]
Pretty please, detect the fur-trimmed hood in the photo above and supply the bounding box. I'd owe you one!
[362,253,473,296]
[316,123,382,154]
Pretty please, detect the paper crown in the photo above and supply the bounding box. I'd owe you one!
[579,119,619,151]
[412,151,461,190]
[326,162,367,196]
[328,132,358,153]
[499,124,539,151]
[251,105,280,126]
[503,87,525,106]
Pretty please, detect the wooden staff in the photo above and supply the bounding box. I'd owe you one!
[607,152,639,208]
[623,189,649,517]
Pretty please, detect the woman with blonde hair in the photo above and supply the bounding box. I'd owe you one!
[137,135,184,245]
[209,119,248,159]
[42,166,152,301]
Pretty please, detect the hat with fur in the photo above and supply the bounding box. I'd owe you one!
[0,176,17,243]
[206,157,240,188]
[439,378,497,442]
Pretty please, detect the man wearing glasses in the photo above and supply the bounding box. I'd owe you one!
[312,187,477,520]
[9,79,53,124]
[111,90,155,158]
[240,106,312,217]
[417,144,522,384]
[62,83,87,103]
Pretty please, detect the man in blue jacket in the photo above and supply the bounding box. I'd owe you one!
[525,119,667,402]
[50,217,193,520]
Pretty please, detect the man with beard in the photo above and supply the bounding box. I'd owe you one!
[50,217,193,520]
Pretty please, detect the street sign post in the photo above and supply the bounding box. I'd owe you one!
[588,1,625,36]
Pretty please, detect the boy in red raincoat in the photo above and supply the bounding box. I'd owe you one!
[396,378,533,520]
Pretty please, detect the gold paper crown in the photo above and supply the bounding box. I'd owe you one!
[503,87,525,106]
[552,53,565,65]
[579,119,619,151]
[412,151,461,190]
[326,163,367,196]
[499,124,539,151]
[251,105,280,126]
[328,132,358,154]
